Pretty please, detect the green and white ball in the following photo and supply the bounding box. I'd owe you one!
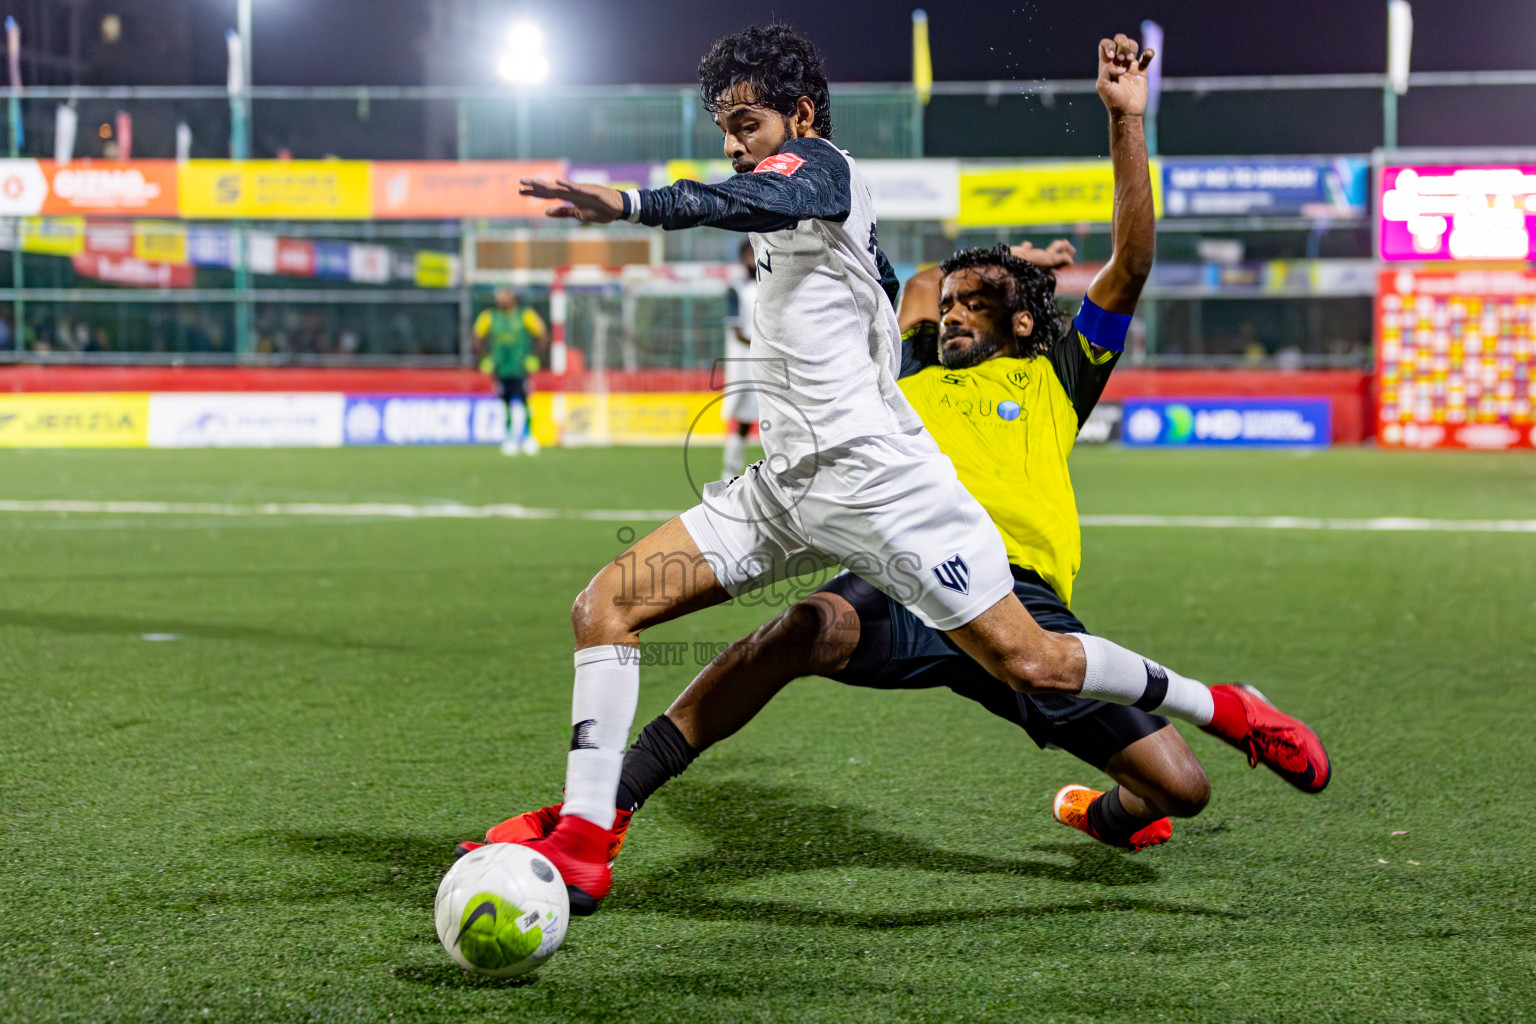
[435,844,569,978]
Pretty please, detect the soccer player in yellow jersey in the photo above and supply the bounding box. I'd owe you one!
[466,33,1328,864]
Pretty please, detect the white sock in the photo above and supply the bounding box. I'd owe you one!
[510,400,529,443]
[1072,633,1215,726]
[722,431,746,481]
[560,644,640,830]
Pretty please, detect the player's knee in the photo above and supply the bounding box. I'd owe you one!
[773,594,857,676]
[570,577,630,646]
[997,636,1080,696]
[1160,762,1211,818]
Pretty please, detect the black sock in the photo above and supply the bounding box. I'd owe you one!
[615,715,698,814]
[1084,786,1158,845]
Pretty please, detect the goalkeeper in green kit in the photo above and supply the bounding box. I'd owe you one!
[474,286,547,455]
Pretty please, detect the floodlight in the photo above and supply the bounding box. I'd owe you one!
[498,20,550,84]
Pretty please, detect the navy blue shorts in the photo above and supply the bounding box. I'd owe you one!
[818,568,1170,771]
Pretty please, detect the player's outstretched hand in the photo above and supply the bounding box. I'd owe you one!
[1011,238,1076,269]
[1096,33,1154,118]
[518,177,625,223]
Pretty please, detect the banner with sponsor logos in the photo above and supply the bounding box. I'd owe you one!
[344,395,508,446]
[858,160,961,220]
[178,160,374,219]
[1376,269,1536,451]
[0,159,178,216]
[1380,164,1536,262]
[1121,398,1330,447]
[1162,157,1368,218]
[372,160,563,219]
[958,160,1163,227]
[146,394,346,448]
[0,393,150,447]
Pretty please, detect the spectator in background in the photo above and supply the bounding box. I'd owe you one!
[474,287,547,456]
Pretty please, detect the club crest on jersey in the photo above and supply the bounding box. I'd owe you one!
[932,554,971,595]
[754,152,807,176]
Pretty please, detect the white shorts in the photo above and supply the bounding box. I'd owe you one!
[680,428,1012,632]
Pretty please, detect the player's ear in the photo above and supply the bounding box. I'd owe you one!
[792,95,816,137]
[1013,309,1035,340]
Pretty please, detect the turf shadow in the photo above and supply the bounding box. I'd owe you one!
[392,963,539,989]
[0,606,404,651]
[603,778,1246,928]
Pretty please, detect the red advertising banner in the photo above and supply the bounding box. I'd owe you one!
[275,238,316,277]
[372,160,564,219]
[1377,268,1536,450]
[71,252,195,289]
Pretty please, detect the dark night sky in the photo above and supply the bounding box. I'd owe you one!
[224,0,1536,87]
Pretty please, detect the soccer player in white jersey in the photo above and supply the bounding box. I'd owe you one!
[721,240,759,481]
[509,27,1267,916]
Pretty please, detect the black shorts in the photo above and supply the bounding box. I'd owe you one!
[818,567,1170,771]
[496,376,528,404]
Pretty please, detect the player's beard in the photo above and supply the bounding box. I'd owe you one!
[938,329,1006,369]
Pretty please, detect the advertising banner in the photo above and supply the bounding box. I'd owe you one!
[178,160,373,219]
[19,216,85,256]
[275,238,316,277]
[530,391,726,446]
[1380,164,1536,262]
[71,252,195,289]
[859,159,960,220]
[567,163,658,191]
[147,394,346,448]
[132,221,188,265]
[0,393,150,447]
[1121,398,1330,447]
[958,160,1163,226]
[414,251,460,288]
[372,160,563,219]
[1376,269,1536,450]
[664,160,735,185]
[344,395,506,446]
[0,159,178,216]
[1163,157,1368,218]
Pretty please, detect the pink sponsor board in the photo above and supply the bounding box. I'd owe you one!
[1380,164,1536,262]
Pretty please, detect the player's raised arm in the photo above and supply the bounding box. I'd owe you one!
[1085,33,1156,322]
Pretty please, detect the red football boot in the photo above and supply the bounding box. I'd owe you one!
[1201,683,1331,794]
[455,803,633,862]
[1052,784,1172,852]
[518,814,614,916]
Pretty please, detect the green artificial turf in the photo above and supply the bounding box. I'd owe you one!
[1,445,1534,1023]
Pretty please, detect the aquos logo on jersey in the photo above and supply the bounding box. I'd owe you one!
[754,152,807,177]
[932,553,971,595]
[1122,398,1331,448]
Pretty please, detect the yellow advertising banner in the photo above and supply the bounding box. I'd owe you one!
[0,394,151,448]
[530,392,726,447]
[663,160,736,185]
[178,160,373,219]
[20,217,86,256]
[957,159,1163,226]
[132,221,189,265]
[414,251,459,289]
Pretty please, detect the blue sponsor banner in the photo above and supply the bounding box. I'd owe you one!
[313,241,352,280]
[1121,398,1331,448]
[1162,157,1368,218]
[344,394,506,446]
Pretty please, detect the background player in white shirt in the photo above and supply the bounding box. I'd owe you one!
[721,240,759,481]
[508,27,1238,916]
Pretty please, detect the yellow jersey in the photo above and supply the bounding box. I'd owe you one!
[898,322,1117,606]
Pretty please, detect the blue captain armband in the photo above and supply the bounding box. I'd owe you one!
[1073,296,1133,353]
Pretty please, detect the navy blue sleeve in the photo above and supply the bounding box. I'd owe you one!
[899,321,940,379]
[637,138,852,233]
[875,247,901,308]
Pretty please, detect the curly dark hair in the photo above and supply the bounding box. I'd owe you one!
[939,244,1063,356]
[698,25,834,139]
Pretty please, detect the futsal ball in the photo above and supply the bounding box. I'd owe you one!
[435,843,570,978]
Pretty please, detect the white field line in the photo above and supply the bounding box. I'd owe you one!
[0,500,1533,534]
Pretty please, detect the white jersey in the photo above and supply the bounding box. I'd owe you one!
[634,137,923,466]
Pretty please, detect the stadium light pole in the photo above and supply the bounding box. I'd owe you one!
[497,22,550,161]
